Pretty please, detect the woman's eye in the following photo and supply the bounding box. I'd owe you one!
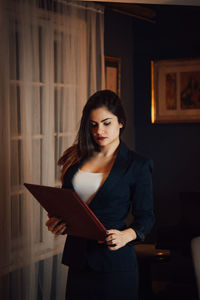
[90,123,97,128]
[104,122,111,126]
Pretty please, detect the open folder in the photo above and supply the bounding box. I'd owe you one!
[24,183,106,241]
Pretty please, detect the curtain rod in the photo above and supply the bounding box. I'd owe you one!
[55,0,104,14]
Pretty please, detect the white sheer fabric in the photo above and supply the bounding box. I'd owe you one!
[0,0,105,299]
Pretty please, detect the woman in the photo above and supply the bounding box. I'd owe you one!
[46,90,154,300]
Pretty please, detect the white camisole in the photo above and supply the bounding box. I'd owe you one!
[72,169,104,204]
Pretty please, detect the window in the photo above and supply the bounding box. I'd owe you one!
[8,6,87,267]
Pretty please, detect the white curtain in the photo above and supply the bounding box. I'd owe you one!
[0,0,105,299]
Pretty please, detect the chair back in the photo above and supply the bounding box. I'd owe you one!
[191,236,200,299]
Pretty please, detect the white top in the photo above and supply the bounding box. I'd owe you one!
[72,169,104,204]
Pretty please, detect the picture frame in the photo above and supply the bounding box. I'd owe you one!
[151,58,200,123]
[105,56,121,97]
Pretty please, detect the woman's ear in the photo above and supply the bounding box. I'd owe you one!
[119,123,123,129]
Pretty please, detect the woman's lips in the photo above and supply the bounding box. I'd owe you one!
[97,137,107,140]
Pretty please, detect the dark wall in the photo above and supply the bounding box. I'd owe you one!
[104,9,135,149]
[104,6,200,238]
[133,6,200,230]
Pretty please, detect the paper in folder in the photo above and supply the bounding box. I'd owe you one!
[24,183,106,241]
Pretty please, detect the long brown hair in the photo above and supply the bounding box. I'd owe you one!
[58,90,126,182]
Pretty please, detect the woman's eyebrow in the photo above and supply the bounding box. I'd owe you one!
[90,118,112,123]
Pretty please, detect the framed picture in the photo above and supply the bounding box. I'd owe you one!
[105,56,121,97]
[151,58,200,123]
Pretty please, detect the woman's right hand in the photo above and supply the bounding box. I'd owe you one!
[45,216,67,235]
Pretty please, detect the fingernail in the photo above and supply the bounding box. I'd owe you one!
[106,231,109,235]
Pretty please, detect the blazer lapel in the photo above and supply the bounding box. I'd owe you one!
[88,141,132,208]
[62,160,84,189]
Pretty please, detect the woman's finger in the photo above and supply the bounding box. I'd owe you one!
[105,234,114,242]
[46,218,62,232]
[48,222,60,231]
[45,217,59,227]
[108,244,118,251]
[53,223,67,235]
[106,229,117,235]
[45,218,52,226]
[106,237,117,245]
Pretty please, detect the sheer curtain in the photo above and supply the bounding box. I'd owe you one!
[0,0,105,299]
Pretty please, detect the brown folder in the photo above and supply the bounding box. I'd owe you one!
[24,183,106,241]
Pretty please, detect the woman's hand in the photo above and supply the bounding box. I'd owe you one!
[105,228,137,251]
[45,216,67,235]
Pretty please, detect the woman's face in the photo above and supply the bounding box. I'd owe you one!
[89,106,123,148]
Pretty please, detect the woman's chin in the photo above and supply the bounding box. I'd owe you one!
[95,139,108,146]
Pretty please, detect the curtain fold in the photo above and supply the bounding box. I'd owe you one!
[0,0,105,299]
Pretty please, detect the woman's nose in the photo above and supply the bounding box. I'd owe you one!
[96,125,104,135]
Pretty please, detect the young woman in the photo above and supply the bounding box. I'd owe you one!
[46,90,154,300]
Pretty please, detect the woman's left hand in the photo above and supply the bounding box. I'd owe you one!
[105,228,137,251]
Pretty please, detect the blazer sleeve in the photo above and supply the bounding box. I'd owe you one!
[129,159,154,243]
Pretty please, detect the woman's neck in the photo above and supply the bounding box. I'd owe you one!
[95,139,120,158]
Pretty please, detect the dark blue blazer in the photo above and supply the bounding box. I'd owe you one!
[61,141,154,271]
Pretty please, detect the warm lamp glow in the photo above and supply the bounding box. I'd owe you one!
[151,60,155,124]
